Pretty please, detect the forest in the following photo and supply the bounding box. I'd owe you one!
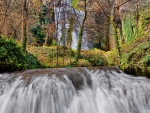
[0,0,150,77]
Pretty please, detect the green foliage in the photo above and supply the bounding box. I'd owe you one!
[25,53,41,69]
[39,5,49,25]
[119,9,150,77]
[77,59,91,67]
[74,28,83,65]
[122,17,136,43]
[41,5,47,17]
[0,36,41,72]
[122,8,150,45]
[140,55,150,66]
[113,25,121,57]
[71,0,79,9]
[48,46,75,60]
[88,55,107,66]
[80,50,108,66]
[93,48,98,51]
[28,46,108,68]
[0,36,25,72]
[105,49,120,66]
[120,40,150,77]
[30,4,51,45]
[137,19,147,38]
[66,18,75,47]
[30,24,45,44]
[22,36,27,52]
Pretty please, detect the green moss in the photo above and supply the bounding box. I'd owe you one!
[74,28,83,65]
[119,7,150,77]
[22,36,27,53]
[113,25,121,57]
[139,55,150,66]
[122,17,136,43]
[120,40,150,77]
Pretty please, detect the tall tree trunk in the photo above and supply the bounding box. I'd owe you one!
[112,3,122,57]
[74,0,87,66]
[21,0,28,53]
[136,4,139,38]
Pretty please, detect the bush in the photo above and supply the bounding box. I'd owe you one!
[0,36,41,72]
[77,59,91,67]
[104,50,120,66]
[25,53,41,69]
[80,50,108,66]
[0,36,25,72]
[142,56,150,66]
[120,41,150,77]
[30,24,45,44]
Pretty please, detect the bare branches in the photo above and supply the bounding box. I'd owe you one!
[0,0,11,34]
[95,0,110,18]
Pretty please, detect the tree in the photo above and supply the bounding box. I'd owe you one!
[21,0,28,53]
[92,0,138,56]
[74,0,87,65]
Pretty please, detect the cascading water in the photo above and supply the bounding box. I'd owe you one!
[54,0,88,49]
[0,67,150,113]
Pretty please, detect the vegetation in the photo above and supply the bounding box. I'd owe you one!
[0,36,41,72]
[27,46,107,68]
[30,24,45,44]
[107,7,150,77]
[0,0,150,77]
[0,36,25,72]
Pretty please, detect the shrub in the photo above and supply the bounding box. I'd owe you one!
[0,36,25,72]
[80,50,108,66]
[0,36,41,72]
[77,59,91,67]
[120,40,150,77]
[25,53,41,69]
[30,24,45,44]
[104,50,120,66]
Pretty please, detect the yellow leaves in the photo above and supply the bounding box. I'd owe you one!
[31,0,42,7]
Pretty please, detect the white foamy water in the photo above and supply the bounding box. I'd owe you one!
[0,68,150,113]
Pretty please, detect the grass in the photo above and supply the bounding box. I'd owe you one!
[27,45,108,68]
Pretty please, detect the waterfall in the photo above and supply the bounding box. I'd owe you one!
[54,0,88,49]
[0,67,150,113]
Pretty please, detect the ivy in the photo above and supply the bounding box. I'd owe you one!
[71,0,79,9]
[122,17,136,43]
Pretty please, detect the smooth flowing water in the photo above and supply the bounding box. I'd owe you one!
[0,67,150,113]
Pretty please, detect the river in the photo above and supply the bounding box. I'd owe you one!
[0,67,150,113]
